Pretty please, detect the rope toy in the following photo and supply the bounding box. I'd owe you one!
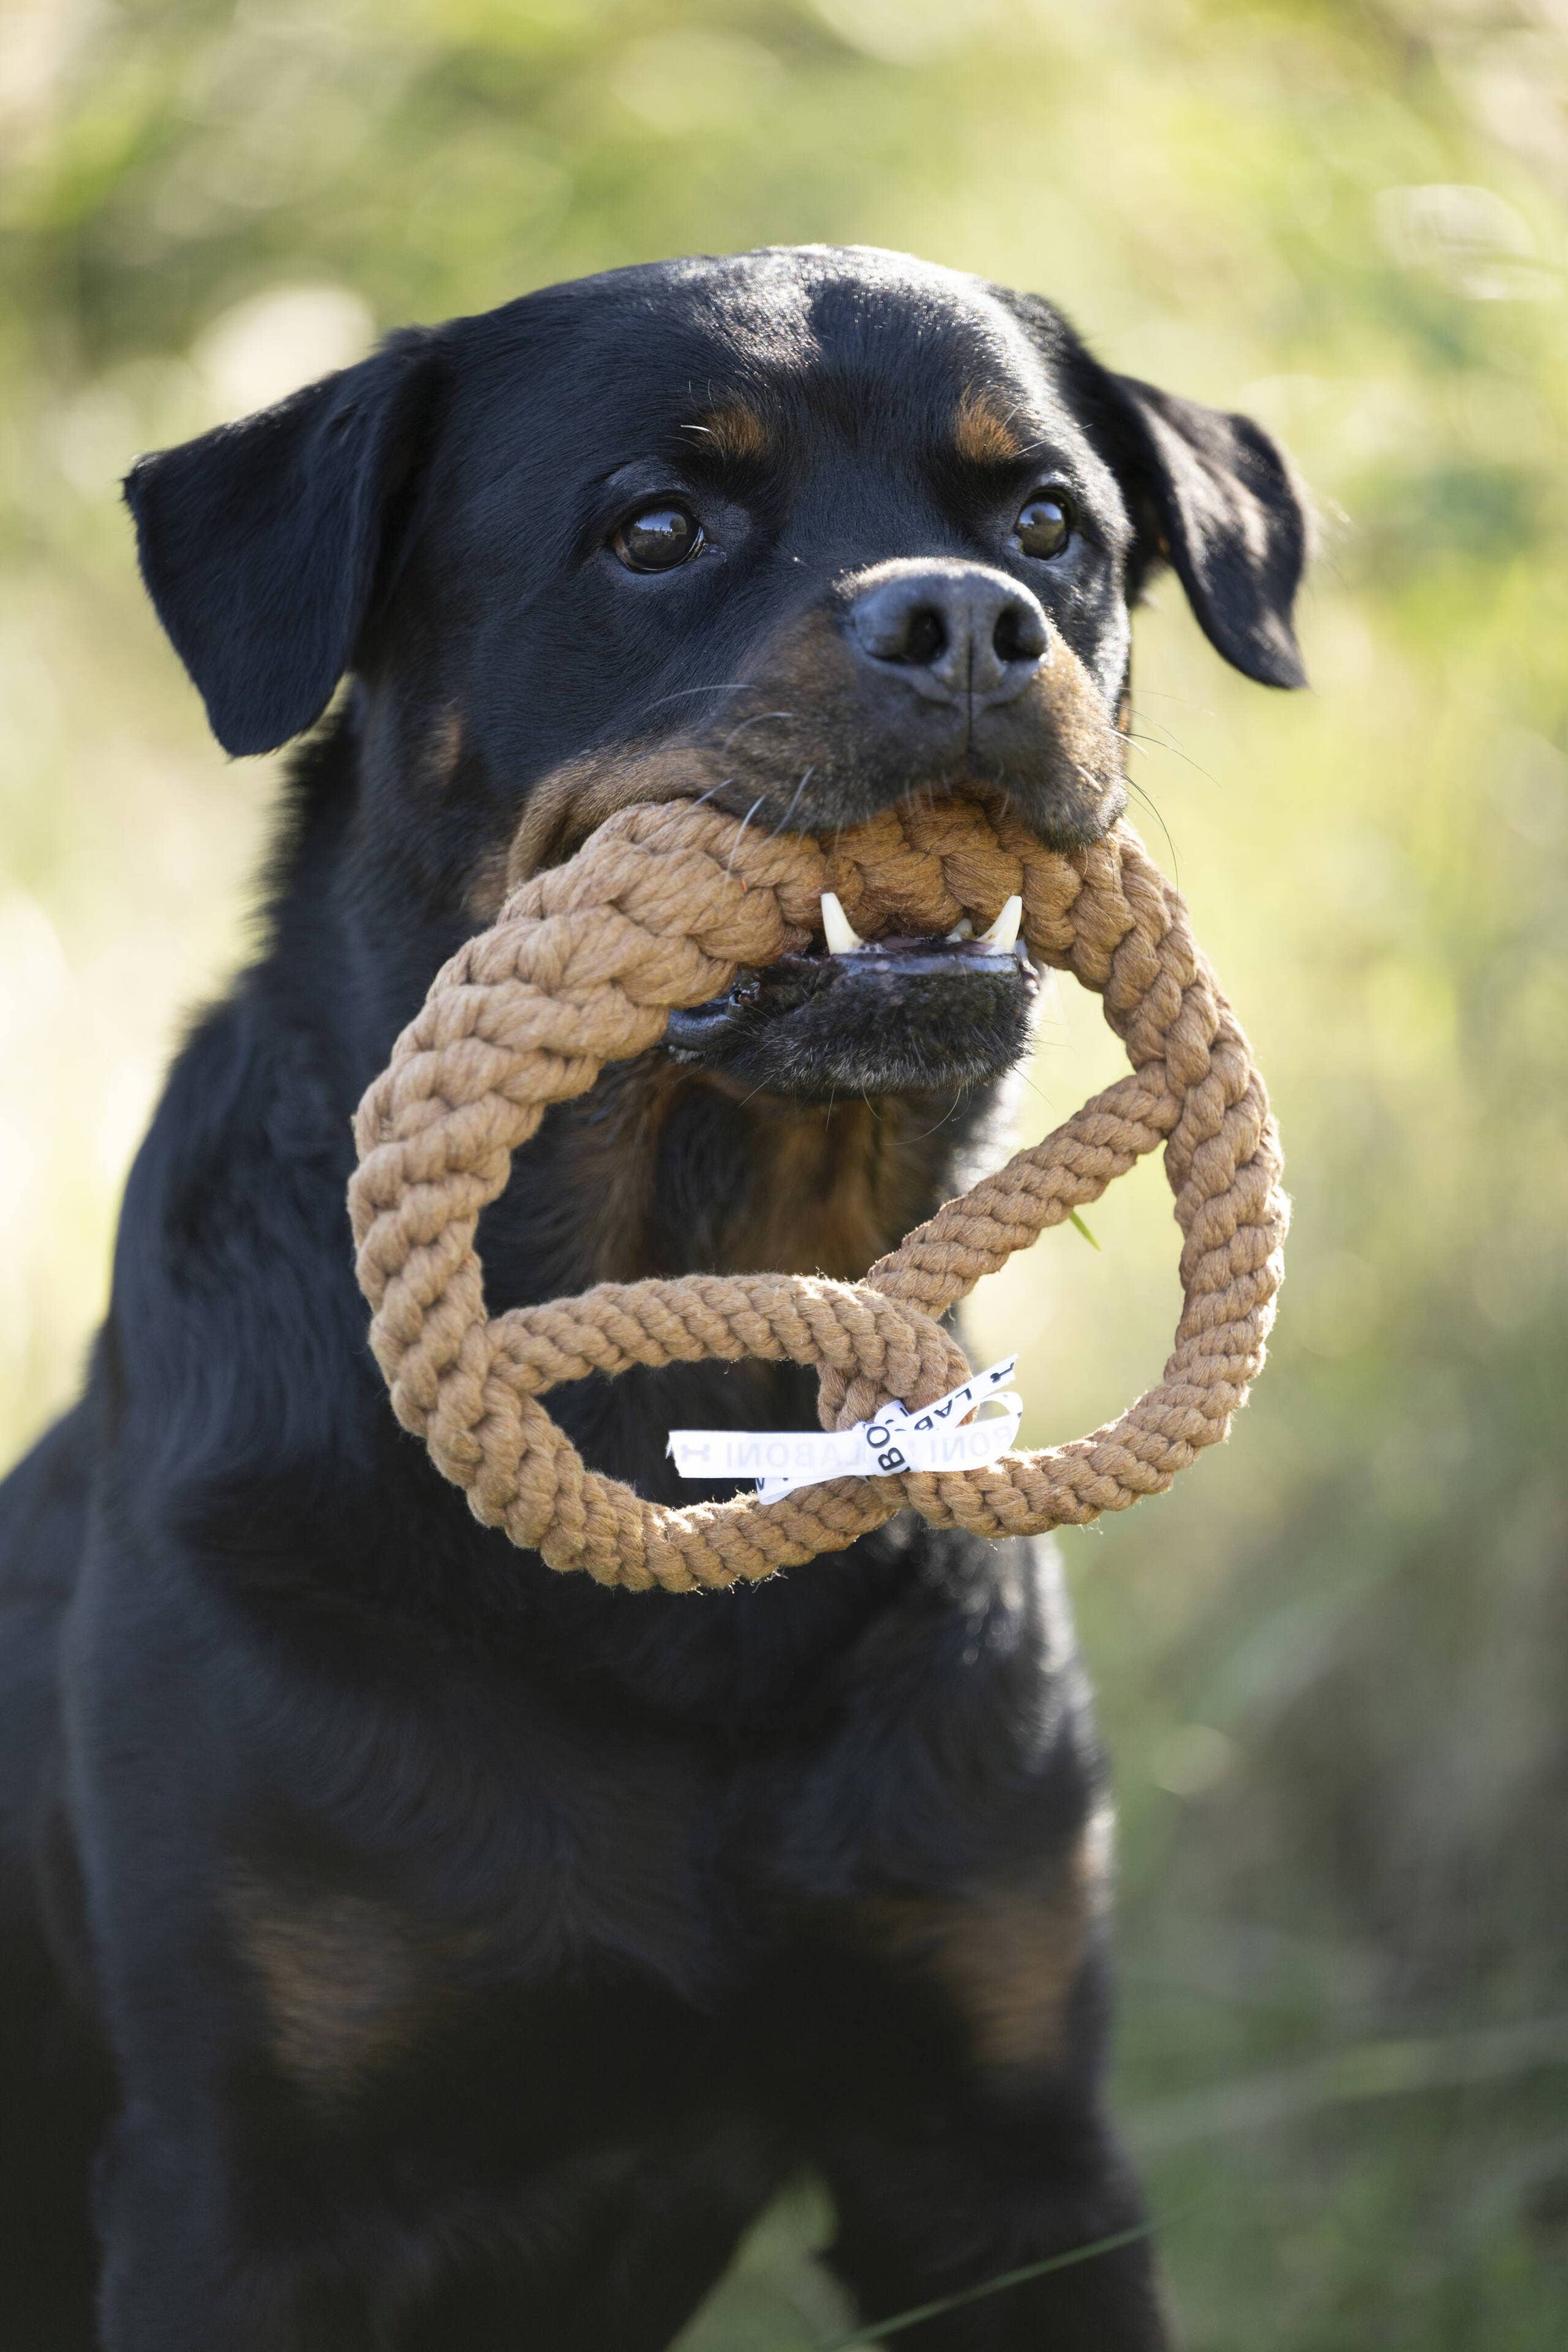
[348,789,1287,1593]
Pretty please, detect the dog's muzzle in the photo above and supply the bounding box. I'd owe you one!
[664,887,1039,1099]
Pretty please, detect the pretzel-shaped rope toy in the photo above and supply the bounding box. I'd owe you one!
[348,789,1287,1593]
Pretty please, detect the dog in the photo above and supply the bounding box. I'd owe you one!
[0,245,1305,2350]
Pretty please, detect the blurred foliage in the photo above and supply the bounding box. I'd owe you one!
[3,0,1568,2343]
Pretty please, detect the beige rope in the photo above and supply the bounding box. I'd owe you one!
[349,789,1287,1593]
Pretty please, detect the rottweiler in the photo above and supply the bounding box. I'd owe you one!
[0,246,1305,2350]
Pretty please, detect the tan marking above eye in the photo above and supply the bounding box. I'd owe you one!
[686,403,770,465]
[953,388,1028,468]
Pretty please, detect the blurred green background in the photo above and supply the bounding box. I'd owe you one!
[3,0,1566,2343]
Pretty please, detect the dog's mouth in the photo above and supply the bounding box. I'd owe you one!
[664,891,1039,1101]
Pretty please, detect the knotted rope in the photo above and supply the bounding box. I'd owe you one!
[349,789,1287,1593]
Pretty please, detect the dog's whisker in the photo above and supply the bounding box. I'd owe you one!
[1122,778,1181,875]
[1120,710,1221,790]
[677,779,735,818]
[723,794,768,877]
[717,710,799,756]
[1126,685,1219,716]
[768,767,815,839]
[637,682,753,715]
[904,1084,976,1145]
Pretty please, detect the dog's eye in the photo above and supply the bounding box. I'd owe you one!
[612,503,705,572]
[1014,493,1074,561]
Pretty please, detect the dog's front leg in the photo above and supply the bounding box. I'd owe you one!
[769,1528,1173,2347]
[817,2085,1170,2350]
[93,2099,379,2352]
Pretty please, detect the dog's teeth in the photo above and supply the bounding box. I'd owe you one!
[978,895,1023,953]
[820,892,866,956]
[945,917,974,942]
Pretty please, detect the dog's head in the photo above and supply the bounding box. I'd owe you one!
[128,246,1306,1105]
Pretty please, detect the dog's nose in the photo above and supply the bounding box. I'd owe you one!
[847,560,1049,707]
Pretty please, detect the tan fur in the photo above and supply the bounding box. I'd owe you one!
[855,1813,1112,2072]
[426,704,464,789]
[954,388,1027,468]
[542,1065,956,1290]
[501,741,724,890]
[718,1095,935,1279]
[228,1872,477,2096]
[532,1054,686,1288]
[1021,636,1127,840]
[686,402,770,464]
[465,837,513,923]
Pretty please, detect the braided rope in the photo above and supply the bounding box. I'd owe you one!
[349,790,1287,1593]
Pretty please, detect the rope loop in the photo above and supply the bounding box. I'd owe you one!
[349,789,1287,1591]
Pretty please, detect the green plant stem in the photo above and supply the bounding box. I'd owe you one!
[811,2214,1165,2349]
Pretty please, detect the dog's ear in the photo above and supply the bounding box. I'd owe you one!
[1091,370,1309,689]
[124,327,444,757]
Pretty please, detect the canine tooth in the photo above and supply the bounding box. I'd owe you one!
[820,892,866,955]
[978,895,1022,953]
[945,917,974,942]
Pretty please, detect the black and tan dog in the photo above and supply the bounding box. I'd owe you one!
[0,247,1305,2350]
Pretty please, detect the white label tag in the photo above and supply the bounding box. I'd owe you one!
[667,1356,1022,1501]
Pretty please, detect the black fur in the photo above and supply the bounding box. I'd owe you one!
[1,247,1305,2350]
